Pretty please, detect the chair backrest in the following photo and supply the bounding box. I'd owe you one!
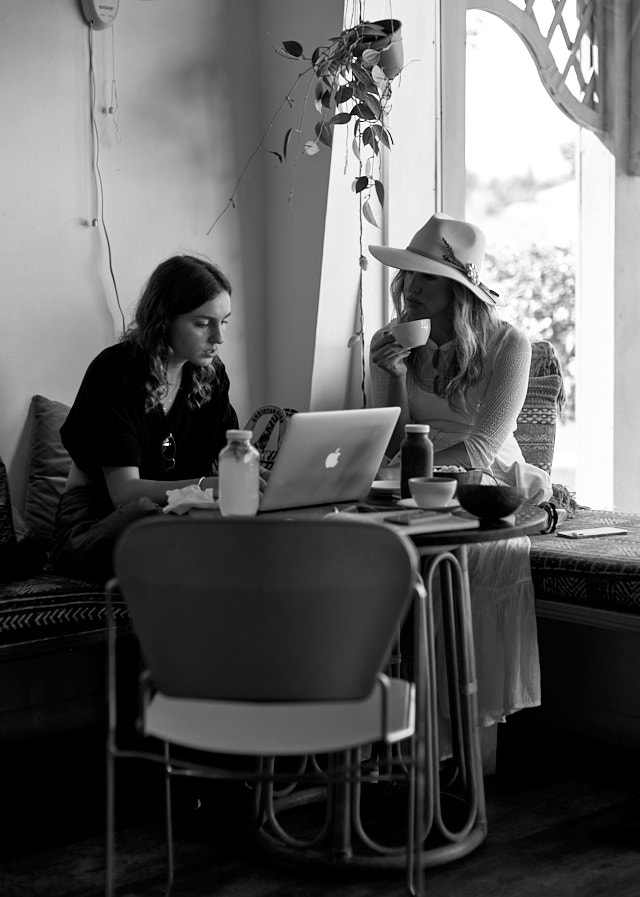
[113,516,419,703]
[514,340,565,474]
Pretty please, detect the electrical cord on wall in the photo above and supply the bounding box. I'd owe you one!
[87,24,126,335]
[109,27,122,144]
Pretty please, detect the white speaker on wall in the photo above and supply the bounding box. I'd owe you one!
[80,0,119,29]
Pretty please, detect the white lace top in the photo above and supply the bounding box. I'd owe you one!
[372,322,547,731]
[371,321,546,486]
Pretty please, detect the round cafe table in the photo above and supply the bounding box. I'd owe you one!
[255,502,548,878]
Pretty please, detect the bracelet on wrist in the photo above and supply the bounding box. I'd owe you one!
[197,476,205,490]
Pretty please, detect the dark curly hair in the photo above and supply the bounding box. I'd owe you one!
[122,255,232,412]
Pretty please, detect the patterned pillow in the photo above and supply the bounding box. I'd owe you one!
[0,454,16,550]
[514,374,563,473]
[24,395,71,543]
[0,454,46,581]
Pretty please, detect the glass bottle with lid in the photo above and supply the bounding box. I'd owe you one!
[218,429,260,517]
[400,423,434,499]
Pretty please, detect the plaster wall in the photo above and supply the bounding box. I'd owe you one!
[0,0,337,509]
[255,0,339,411]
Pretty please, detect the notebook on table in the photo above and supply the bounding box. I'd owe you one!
[336,507,481,536]
[258,407,400,513]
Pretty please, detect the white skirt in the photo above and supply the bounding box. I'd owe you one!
[431,536,541,753]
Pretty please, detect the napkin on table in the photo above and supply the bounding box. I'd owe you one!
[163,484,217,515]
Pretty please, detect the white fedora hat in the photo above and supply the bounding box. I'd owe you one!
[369,212,502,306]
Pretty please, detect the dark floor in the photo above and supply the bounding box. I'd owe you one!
[1,710,640,897]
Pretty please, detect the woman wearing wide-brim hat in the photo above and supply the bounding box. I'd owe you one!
[369,212,552,749]
[370,211,552,491]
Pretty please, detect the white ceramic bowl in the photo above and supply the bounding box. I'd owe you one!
[391,318,431,349]
[408,476,457,509]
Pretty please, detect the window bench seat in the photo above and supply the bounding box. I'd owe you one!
[529,508,640,746]
[0,567,133,742]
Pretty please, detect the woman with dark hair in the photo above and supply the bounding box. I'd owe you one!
[52,254,239,583]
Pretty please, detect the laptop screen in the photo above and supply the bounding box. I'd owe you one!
[259,407,400,512]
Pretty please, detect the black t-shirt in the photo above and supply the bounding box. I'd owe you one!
[61,342,238,504]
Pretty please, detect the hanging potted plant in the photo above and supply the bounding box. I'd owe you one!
[277,18,403,229]
[207,19,403,234]
[206,18,403,406]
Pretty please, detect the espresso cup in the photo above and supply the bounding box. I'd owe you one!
[391,318,431,349]
[409,476,457,509]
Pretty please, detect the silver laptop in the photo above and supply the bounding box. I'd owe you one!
[259,407,400,513]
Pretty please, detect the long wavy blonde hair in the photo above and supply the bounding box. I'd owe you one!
[122,255,232,413]
[390,269,504,412]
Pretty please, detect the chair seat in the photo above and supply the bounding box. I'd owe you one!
[145,678,415,755]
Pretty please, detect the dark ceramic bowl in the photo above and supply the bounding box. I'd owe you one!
[456,484,525,521]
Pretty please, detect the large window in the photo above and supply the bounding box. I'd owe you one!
[465,9,602,508]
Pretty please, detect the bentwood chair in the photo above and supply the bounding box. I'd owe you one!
[105,515,427,896]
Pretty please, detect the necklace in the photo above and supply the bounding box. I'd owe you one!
[161,365,184,412]
[161,380,181,412]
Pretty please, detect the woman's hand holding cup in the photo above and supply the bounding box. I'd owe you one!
[371,318,431,378]
[391,318,431,348]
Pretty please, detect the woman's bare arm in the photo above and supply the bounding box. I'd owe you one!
[103,466,219,506]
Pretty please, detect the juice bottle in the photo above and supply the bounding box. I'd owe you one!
[218,429,260,517]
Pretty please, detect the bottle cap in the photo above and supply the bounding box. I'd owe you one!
[405,424,430,434]
[226,429,253,440]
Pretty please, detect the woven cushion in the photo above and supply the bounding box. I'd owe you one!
[0,455,15,550]
[530,510,640,615]
[514,374,562,473]
[24,395,71,544]
[0,563,129,649]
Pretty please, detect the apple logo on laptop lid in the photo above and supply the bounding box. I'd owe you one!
[325,448,341,469]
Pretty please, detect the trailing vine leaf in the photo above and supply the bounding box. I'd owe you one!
[378,128,392,149]
[267,150,283,163]
[361,48,380,66]
[353,103,376,121]
[374,180,385,208]
[283,128,293,160]
[321,90,333,110]
[354,176,369,193]
[315,121,333,148]
[329,112,352,126]
[359,255,369,270]
[304,141,319,155]
[282,40,303,57]
[347,333,362,348]
[362,126,374,149]
[362,199,379,227]
[363,95,383,118]
[351,137,361,161]
[336,85,354,104]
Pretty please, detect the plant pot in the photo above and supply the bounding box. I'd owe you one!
[368,19,403,79]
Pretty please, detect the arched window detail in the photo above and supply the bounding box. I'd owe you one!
[468,1,606,145]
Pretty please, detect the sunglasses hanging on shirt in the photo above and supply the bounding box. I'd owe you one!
[161,433,176,471]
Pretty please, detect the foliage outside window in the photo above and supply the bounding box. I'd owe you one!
[483,244,576,419]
